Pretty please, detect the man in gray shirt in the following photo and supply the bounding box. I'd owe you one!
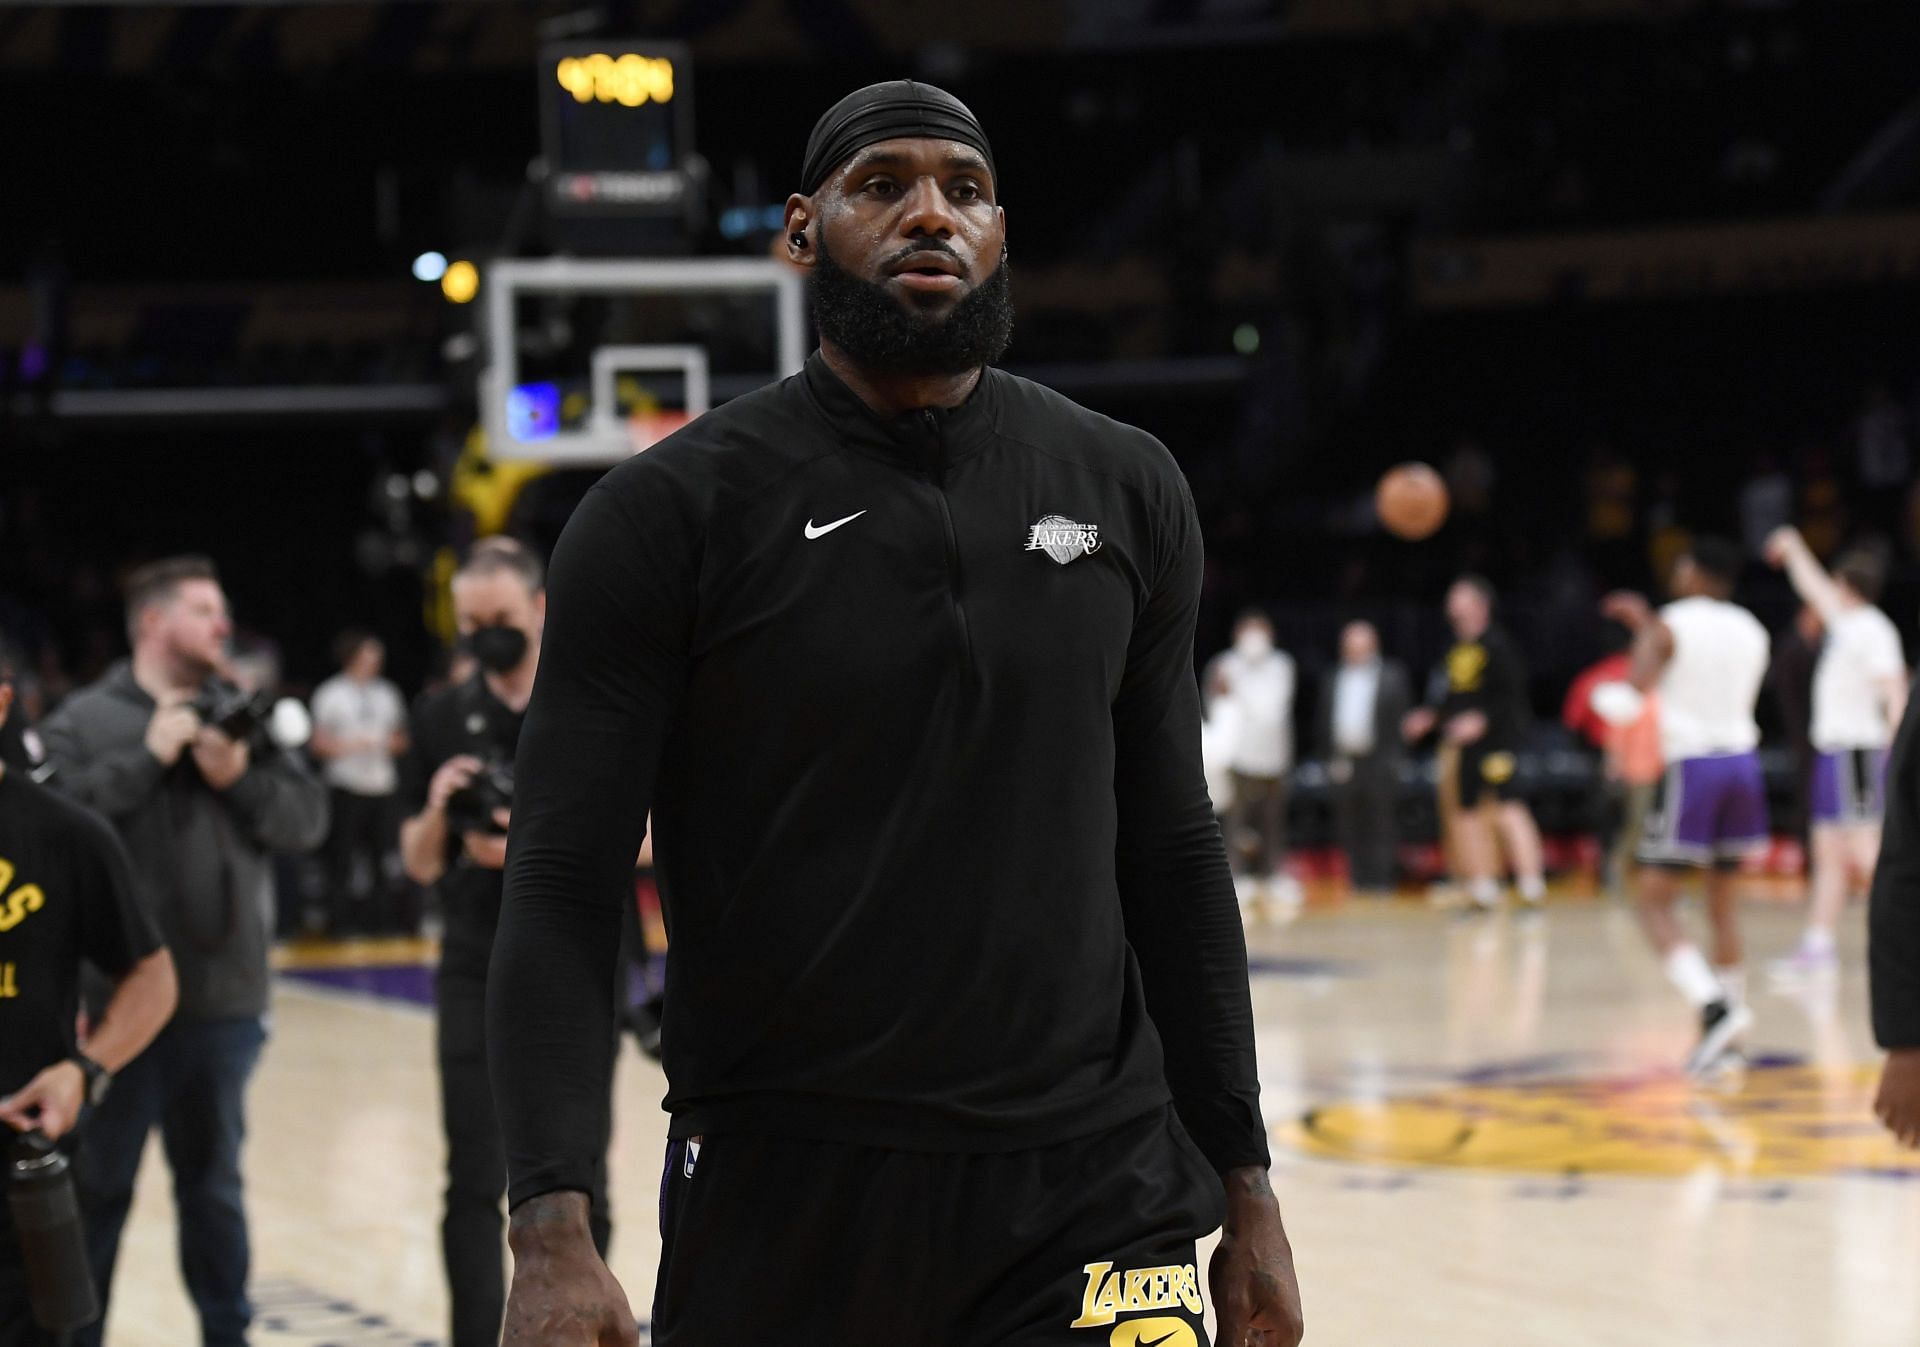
[40,555,328,1347]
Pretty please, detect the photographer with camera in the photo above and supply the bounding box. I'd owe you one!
[399,539,611,1347]
[1,671,178,1347]
[37,557,329,1347]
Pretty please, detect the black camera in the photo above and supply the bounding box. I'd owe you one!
[446,760,515,835]
[189,681,275,744]
[186,679,311,755]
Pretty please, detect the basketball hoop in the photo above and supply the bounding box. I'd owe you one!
[625,408,694,455]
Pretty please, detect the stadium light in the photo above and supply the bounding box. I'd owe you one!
[412,251,450,283]
[442,260,480,304]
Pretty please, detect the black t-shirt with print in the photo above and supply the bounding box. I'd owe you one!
[1437,624,1530,750]
[0,769,160,1100]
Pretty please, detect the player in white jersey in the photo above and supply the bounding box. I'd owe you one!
[1603,537,1773,1075]
[1765,527,1909,975]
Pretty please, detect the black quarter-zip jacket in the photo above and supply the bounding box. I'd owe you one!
[490,352,1268,1210]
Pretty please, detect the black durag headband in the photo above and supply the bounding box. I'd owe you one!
[800,79,997,196]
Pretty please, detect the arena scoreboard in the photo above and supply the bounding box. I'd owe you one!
[539,40,694,219]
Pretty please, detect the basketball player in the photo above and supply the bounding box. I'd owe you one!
[1763,528,1907,975]
[1603,538,1771,1075]
[1402,576,1547,910]
[1869,665,1920,1147]
[487,82,1301,1346]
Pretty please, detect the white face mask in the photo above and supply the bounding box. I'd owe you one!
[1235,630,1274,661]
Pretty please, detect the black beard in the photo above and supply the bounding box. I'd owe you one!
[807,238,1014,377]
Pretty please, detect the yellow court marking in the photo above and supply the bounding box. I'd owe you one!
[272,936,439,971]
[1288,1064,1919,1179]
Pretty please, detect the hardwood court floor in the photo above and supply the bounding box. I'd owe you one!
[99,890,1919,1346]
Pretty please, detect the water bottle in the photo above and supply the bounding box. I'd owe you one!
[7,1130,101,1332]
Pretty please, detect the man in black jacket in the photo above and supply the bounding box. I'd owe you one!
[1318,621,1411,895]
[488,81,1302,1347]
[39,557,329,1347]
[1871,672,1920,1147]
[399,539,613,1347]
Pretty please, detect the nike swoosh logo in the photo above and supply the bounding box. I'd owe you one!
[804,510,867,540]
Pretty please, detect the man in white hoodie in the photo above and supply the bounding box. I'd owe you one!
[1207,611,1299,913]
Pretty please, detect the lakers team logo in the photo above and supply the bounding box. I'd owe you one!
[1289,1063,1920,1179]
[1071,1260,1203,1341]
[1026,515,1101,565]
[1446,642,1487,692]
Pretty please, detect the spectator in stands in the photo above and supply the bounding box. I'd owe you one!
[1738,452,1793,560]
[1317,621,1411,896]
[1206,610,1300,915]
[310,631,410,936]
[1856,383,1911,537]
[1800,448,1848,558]
[1583,446,1639,589]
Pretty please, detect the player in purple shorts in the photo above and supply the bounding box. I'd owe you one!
[1604,537,1772,1076]
[1766,528,1909,977]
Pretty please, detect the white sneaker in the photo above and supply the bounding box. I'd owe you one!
[1685,1000,1754,1078]
[1766,942,1837,981]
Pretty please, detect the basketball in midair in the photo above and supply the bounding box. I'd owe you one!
[1376,463,1450,541]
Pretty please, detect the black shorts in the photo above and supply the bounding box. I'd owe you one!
[1457,740,1522,806]
[652,1106,1224,1347]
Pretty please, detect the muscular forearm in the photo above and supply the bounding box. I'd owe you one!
[1223,1164,1276,1218]
[400,808,450,885]
[85,949,178,1074]
[508,1189,594,1253]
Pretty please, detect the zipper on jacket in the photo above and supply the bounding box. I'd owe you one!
[921,410,975,674]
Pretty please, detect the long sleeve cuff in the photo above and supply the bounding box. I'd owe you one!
[1173,1090,1271,1174]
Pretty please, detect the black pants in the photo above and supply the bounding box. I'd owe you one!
[326,789,401,935]
[1334,755,1398,890]
[435,970,612,1347]
[75,1017,266,1347]
[653,1106,1222,1347]
[1227,772,1289,878]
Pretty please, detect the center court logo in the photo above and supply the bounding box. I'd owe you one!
[1288,1062,1920,1179]
[1026,514,1101,565]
